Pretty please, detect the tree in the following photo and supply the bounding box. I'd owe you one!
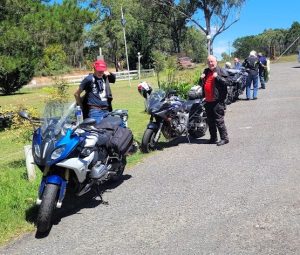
[0,0,42,94]
[181,26,207,62]
[232,36,261,59]
[152,50,166,88]
[258,29,287,58]
[221,52,231,62]
[232,28,290,60]
[286,22,300,53]
[152,0,245,55]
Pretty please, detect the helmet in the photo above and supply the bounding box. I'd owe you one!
[138,81,152,98]
[225,62,232,69]
[188,85,203,100]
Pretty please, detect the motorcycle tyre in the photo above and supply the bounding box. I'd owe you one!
[189,120,208,138]
[141,129,157,153]
[109,157,126,182]
[36,183,59,233]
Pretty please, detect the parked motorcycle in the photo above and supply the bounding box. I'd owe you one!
[19,102,133,233]
[140,86,207,153]
[225,67,248,105]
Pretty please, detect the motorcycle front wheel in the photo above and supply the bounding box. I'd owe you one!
[36,183,59,233]
[141,129,157,153]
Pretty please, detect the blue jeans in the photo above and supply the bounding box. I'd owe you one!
[259,71,265,89]
[88,109,109,124]
[246,74,258,99]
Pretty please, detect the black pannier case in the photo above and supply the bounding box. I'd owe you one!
[108,126,133,154]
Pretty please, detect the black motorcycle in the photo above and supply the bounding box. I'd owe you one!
[140,87,207,153]
[225,67,248,105]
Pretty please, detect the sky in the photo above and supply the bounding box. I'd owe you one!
[50,0,299,60]
[210,0,300,60]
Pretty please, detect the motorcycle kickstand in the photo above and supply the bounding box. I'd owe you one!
[185,132,191,144]
[93,185,108,205]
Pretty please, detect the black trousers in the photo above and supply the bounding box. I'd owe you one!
[204,101,228,140]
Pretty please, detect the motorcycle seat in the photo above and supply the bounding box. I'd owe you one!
[95,116,122,130]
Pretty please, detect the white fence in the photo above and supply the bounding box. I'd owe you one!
[115,69,155,81]
[26,69,155,88]
[62,69,155,85]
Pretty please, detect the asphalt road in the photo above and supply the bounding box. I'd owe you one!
[1,61,300,255]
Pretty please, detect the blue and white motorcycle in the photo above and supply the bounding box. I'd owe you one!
[20,102,133,233]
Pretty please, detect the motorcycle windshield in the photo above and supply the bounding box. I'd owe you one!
[40,102,77,139]
[146,90,166,114]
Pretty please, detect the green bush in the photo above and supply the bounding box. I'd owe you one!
[0,56,35,95]
[0,23,41,95]
[160,69,202,99]
[0,104,39,143]
[43,78,70,103]
[36,44,70,76]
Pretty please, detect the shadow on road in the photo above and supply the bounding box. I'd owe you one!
[24,174,132,239]
[152,136,209,152]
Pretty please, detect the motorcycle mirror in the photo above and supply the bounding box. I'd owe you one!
[18,110,31,120]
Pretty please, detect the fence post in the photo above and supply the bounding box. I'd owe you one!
[24,145,36,181]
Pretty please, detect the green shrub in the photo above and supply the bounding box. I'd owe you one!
[0,56,36,95]
[161,69,202,99]
[0,104,39,143]
[36,44,70,76]
[0,25,40,95]
[43,78,70,104]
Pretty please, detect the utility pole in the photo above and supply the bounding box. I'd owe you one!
[137,52,142,80]
[97,47,104,60]
[121,6,131,86]
[207,34,211,55]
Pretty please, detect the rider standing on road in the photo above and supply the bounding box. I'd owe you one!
[242,50,260,100]
[199,55,230,146]
[74,60,116,124]
[233,57,242,70]
[257,52,267,89]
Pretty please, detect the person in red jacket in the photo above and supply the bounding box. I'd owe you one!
[200,55,230,146]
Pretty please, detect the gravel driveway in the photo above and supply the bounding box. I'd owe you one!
[1,61,300,255]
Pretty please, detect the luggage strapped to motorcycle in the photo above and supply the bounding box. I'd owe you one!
[96,117,133,155]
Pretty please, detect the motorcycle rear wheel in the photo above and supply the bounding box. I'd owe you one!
[36,184,59,233]
[141,129,157,153]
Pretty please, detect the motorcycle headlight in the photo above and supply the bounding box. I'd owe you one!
[51,146,66,160]
[34,144,41,158]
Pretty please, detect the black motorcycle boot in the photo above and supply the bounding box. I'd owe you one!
[216,139,229,146]
[207,132,217,144]
[217,129,229,146]
[208,137,218,144]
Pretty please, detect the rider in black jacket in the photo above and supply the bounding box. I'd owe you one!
[199,55,231,146]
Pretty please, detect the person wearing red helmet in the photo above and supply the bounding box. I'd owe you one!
[74,59,116,124]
